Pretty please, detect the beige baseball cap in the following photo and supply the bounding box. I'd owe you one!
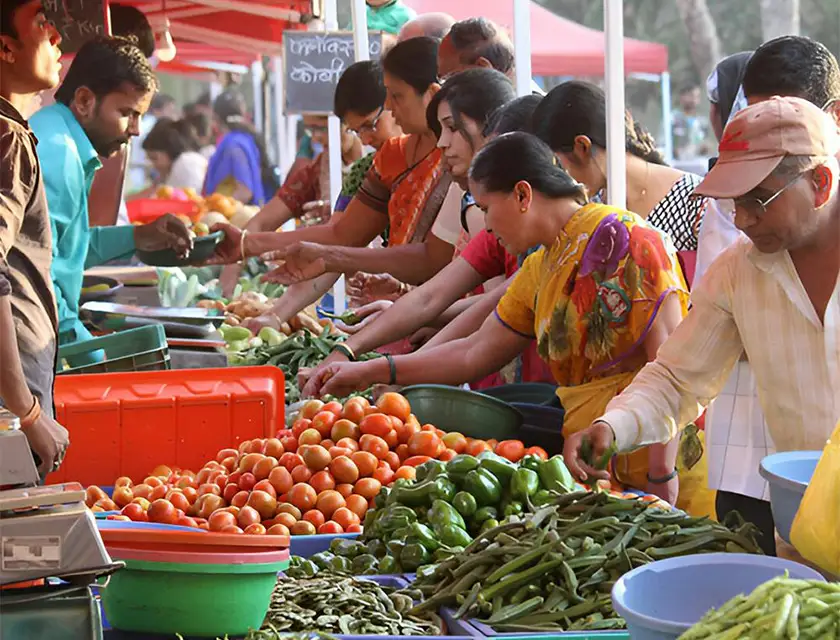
[693,96,840,199]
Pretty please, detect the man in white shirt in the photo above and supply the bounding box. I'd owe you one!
[564,96,840,555]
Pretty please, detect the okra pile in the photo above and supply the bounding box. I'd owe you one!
[410,490,764,632]
[259,575,441,636]
[680,575,840,639]
[287,452,587,577]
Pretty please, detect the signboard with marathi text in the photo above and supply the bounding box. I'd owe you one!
[43,0,109,54]
[283,30,383,115]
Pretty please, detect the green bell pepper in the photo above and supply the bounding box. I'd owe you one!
[511,467,540,499]
[480,518,500,533]
[410,522,441,551]
[374,486,391,509]
[400,543,431,571]
[434,523,472,548]
[328,555,353,573]
[538,455,577,493]
[433,545,464,561]
[446,454,480,482]
[415,459,447,482]
[310,551,335,570]
[378,554,399,574]
[377,505,417,531]
[363,509,379,530]
[351,553,378,574]
[477,451,518,483]
[473,506,498,524]
[532,489,554,506]
[291,559,319,577]
[518,454,543,473]
[428,499,466,530]
[503,501,524,517]
[386,539,406,558]
[330,538,366,558]
[452,491,478,518]
[464,468,502,506]
[366,539,387,558]
[388,476,455,508]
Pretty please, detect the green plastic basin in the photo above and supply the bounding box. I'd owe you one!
[401,384,523,439]
[101,556,288,637]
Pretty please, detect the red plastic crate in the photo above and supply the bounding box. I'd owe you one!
[48,367,285,486]
[126,198,201,224]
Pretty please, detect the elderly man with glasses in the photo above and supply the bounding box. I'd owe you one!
[563,96,840,556]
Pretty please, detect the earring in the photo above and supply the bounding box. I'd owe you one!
[520,207,528,213]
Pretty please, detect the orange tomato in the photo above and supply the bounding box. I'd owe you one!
[208,510,237,532]
[253,479,278,499]
[322,401,344,416]
[329,446,353,460]
[495,440,526,462]
[373,462,394,485]
[524,446,549,460]
[353,477,382,499]
[320,439,335,450]
[394,466,416,481]
[331,419,360,441]
[216,447,239,462]
[131,496,152,511]
[332,506,361,530]
[375,392,411,422]
[351,451,378,477]
[465,439,492,456]
[318,521,344,534]
[263,438,285,458]
[288,483,317,511]
[121,503,148,521]
[299,399,325,420]
[402,455,432,467]
[383,429,398,449]
[166,490,191,513]
[279,452,305,471]
[315,490,346,519]
[359,434,389,459]
[238,505,262,529]
[238,453,265,473]
[198,483,221,497]
[486,439,499,449]
[244,523,267,535]
[345,494,369,518]
[112,486,134,507]
[290,520,317,535]
[438,448,457,462]
[114,476,133,489]
[220,525,245,534]
[336,483,355,498]
[267,523,291,536]
[298,428,323,446]
[231,490,249,508]
[394,420,419,445]
[336,437,359,452]
[268,466,294,495]
[303,509,326,529]
[359,413,393,438]
[396,444,409,461]
[221,456,238,473]
[407,431,442,458]
[442,432,468,454]
[291,465,313,484]
[301,445,331,471]
[309,470,336,493]
[274,512,298,529]
[341,397,369,423]
[312,412,339,439]
[280,435,299,453]
[275,502,302,519]
[330,456,360,484]
[177,515,199,528]
[94,498,118,511]
[247,490,278,520]
[383,451,401,471]
[346,523,363,533]
[252,456,278,481]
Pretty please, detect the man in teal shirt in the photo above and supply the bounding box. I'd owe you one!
[31,36,192,353]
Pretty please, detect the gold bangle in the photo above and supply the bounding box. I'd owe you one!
[240,229,249,262]
[19,397,41,430]
[333,343,356,361]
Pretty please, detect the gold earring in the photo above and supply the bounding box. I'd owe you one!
[520,207,528,213]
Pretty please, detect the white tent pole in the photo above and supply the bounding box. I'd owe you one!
[603,0,626,209]
[251,60,263,133]
[323,0,346,314]
[512,0,532,97]
[351,0,370,62]
[660,72,674,165]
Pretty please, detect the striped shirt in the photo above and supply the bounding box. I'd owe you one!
[602,236,839,457]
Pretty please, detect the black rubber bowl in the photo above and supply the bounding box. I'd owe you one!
[136,231,224,267]
[79,275,123,304]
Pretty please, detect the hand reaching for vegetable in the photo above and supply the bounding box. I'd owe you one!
[303,360,382,399]
[346,273,406,306]
[205,223,242,265]
[133,213,194,256]
[323,300,393,334]
[261,241,329,285]
[562,420,616,484]
[219,263,241,298]
[241,312,285,335]
[298,350,348,393]
[646,475,679,506]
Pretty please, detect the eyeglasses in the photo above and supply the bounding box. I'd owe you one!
[346,106,384,136]
[733,173,803,218]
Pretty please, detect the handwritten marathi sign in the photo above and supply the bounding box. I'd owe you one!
[43,0,108,54]
[283,31,383,114]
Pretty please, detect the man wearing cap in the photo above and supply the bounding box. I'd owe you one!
[563,96,840,549]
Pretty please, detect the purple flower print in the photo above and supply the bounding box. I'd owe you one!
[578,214,630,279]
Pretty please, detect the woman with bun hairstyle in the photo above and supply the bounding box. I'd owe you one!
[532,80,707,254]
[305,133,711,514]
[139,118,208,193]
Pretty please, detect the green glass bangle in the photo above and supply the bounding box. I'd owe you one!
[385,354,397,385]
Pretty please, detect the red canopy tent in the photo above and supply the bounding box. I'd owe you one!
[403,0,668,76]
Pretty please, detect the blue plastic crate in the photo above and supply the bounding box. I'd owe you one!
[290,532,361,557]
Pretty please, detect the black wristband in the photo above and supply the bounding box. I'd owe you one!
[333,343,355,361]
[646,469,679,484]
[384,354,397,385]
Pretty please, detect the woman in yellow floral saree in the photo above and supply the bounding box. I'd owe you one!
[308,133,712,516]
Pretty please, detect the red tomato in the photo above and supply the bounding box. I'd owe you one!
[196,494,224,519]
[290,465,313,484]
[336,437,360,452]
[268,466,294,495]
[214,474,229,490]
[176,516,199,528]
[311,411,338,437]
[322,401,343,416]
[303,509,326,529]
[216,448,239,463]
[263,438,285,458]
[280,435,299,453]
[331,419,360,442]
[300,400,325,420]
[114,476,133,489]
[279,452,304,472]
[372,462,395,486]
[341,397,369,423]
[402,455,432,467]
[292,418,313,438]
[237,505,262,529]
[208,510,237,532]
[120,503,147,522]
[112,486,134,507]
[438,449,457,462]
[495,440,526,462]
[407,432,442,458]
[346,523,363,533]
[253,479,278,499]
[231,491,249,509]
[247,490,278,520]
[359,413,393,438]
[375,392,411,422]
[252,456,278,481]
[309,470,336,494]
[267,523,291,536]
[318,521,344,534]
[383,451,401,471]
[359,434,389,459]
[524,446,549,461]
[244,523,267,535]
[166,490,191,513]
[222,483,240,504]
[147,499,179,524]
[220,525,244,534]
[238,473,257,491]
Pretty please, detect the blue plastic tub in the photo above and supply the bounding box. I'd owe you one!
[96,519,208,533]
[611,553,826,640]
[445,608,629,638]
[290,532,360,557]
[759,450,820,543]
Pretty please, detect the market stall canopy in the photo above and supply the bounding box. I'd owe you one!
[155,42,259,74]
[120,0,312,57]
[403,0,668,76]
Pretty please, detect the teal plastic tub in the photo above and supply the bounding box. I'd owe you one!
[57,324,170,375]
[1,583,103,640]
[401,384,523,439]
[100,554,289,637]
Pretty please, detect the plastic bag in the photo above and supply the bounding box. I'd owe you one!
[790,420,840,576]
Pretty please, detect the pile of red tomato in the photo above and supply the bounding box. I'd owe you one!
[86,393,548,535]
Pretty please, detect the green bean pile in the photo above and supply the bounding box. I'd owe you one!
[680,575,840,639]
[260,575,442,636]
[410,490,764,633]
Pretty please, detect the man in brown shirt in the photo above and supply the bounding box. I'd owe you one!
[0,0,70,475]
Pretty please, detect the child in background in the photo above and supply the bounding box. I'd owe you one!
[366,0,416,34]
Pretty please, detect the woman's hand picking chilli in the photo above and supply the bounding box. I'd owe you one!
[562,420,616,484]
[261,242,328,284]
[205,223,243,265]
